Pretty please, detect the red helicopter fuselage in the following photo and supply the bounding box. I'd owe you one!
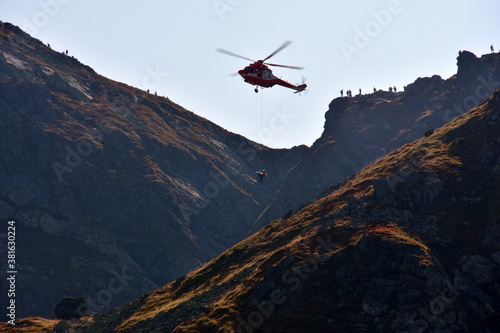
[238,61,306,92]
[216,41,307,94]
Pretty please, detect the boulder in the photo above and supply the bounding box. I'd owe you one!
[54,297,87,320]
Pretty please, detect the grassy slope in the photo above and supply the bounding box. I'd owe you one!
[2,91,497,333]
[102,92,499,332]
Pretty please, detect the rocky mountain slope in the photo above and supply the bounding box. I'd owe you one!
[0,21,303,318]
[1,19,499,322]
[253,50,500,231]
[56,88,500,333]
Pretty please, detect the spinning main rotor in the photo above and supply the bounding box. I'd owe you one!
[215,40,304,70]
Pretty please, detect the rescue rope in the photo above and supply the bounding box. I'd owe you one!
[260,89,263,145]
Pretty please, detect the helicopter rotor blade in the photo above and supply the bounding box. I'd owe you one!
[215,48,255,62]
[262,40,293,62]
[265,62,304,70]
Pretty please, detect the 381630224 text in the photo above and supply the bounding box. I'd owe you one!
[6,220,17,325]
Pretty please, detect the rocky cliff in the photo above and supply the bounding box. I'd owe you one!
[0,22,304,318]
[1,19,500,323]
[62,89,500,333]
[253,50,500,231]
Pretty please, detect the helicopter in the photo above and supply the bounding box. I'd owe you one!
[216,41,307,94]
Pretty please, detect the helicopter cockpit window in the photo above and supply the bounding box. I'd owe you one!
[244,66,255,74]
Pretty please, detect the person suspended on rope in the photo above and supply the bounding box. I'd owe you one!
[256,170,267,182]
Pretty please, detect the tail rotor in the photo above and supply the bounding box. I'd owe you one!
[294,76,308,95]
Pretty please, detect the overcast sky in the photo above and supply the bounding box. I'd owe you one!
[2,0,499,148]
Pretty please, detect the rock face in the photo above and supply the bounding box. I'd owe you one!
[77,90,500,333]
[1,20,500,320]
[0,22,302,318]
[252,50,500,230]
[54,297,87,320]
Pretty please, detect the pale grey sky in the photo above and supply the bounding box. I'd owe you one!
[2,0,499,148]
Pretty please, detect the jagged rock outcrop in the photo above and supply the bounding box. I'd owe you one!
[253,50,500,231]
[457,50,484,81]
[54,297,87,320]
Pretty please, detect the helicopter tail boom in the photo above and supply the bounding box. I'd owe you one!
[293,84,307,93]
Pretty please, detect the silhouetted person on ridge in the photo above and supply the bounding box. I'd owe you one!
[389,86,393,93]
[340,89,343,97]
[394,86,397,92]
[491,44,495,53]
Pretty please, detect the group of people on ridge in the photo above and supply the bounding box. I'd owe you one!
[340,86,399,97]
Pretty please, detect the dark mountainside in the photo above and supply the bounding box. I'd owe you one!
[253,49,500,231]
[0,22,303,319]
[37,88,500,332]
[0,20,499,325]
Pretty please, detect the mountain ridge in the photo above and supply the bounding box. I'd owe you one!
[1,20,500,326]
[62,89,500,332]
[252,49,500,231]
[0,20,300,318]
